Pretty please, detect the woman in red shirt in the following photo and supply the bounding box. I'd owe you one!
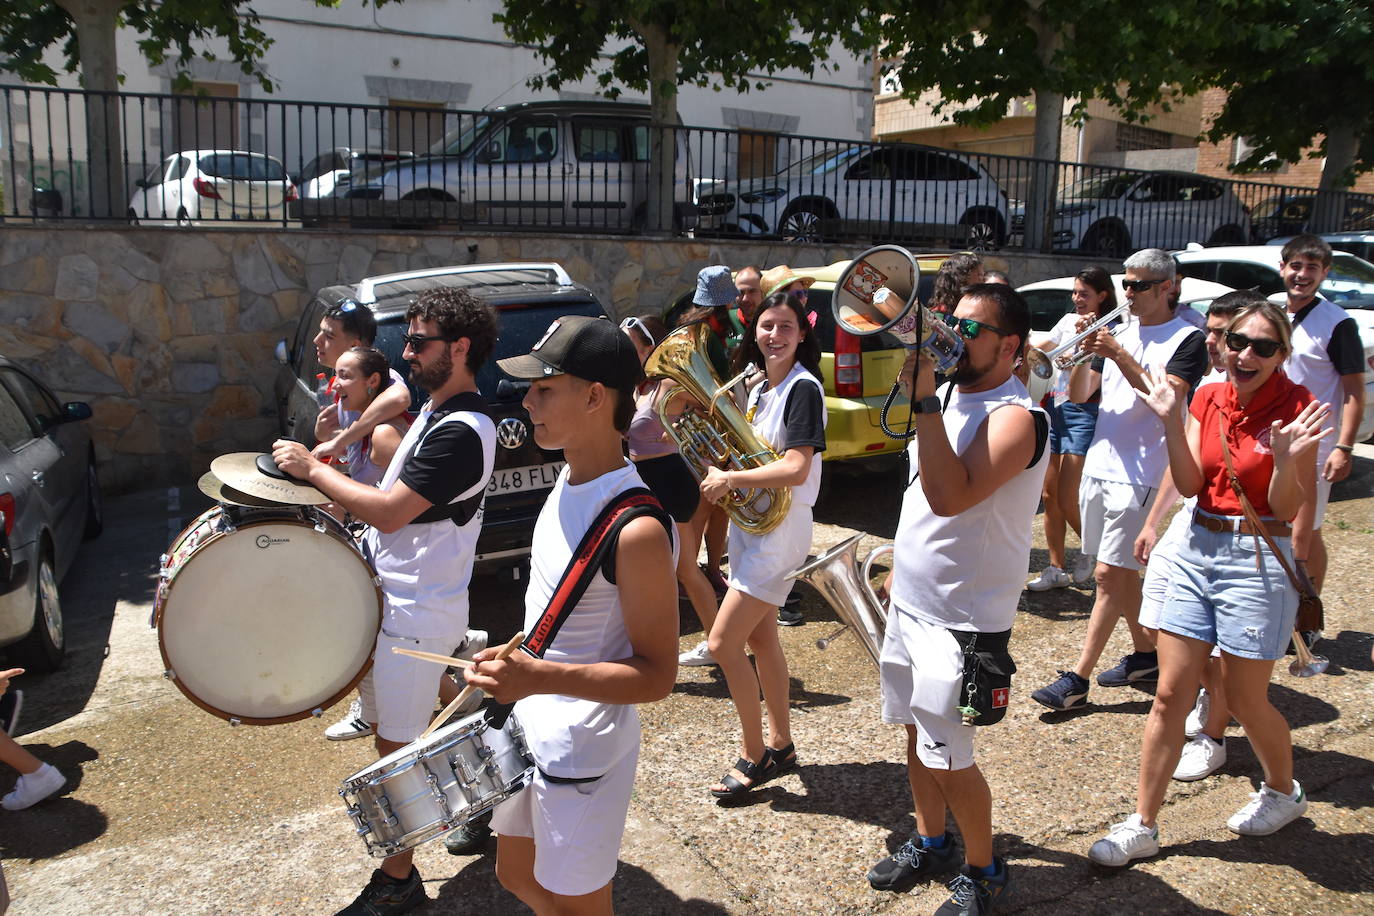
[1088,301,1331,867]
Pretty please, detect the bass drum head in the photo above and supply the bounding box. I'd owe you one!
[159,517,380,724]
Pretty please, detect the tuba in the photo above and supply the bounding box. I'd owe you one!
[644,323,790,535]
[787,533,892,667]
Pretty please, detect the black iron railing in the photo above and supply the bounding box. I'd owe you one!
[2,83,1368,253]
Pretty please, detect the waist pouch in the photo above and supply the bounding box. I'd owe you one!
[948,627,1015,727]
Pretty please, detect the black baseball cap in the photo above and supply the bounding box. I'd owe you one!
[497,315,644,391]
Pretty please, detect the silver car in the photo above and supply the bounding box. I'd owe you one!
[0,357,100,673]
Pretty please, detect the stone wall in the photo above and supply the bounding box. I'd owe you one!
[0,224,1100,494]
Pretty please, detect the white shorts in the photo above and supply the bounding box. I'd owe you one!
[727,504,813,606]
[358,629,462,744]
[879,610,974,771]
[490,744,639,897]
[1312,477,1332,530]
[1079,475,1155,572]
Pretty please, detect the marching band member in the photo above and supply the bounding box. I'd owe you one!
[1089,301,1329,866]
[699,290,826,799]
[470,315,678,915]
[869,284,1046,916]
[274,288,498,915]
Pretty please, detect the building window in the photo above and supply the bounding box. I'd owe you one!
[738,132,779,180]
[1115,123,1173,152]
[1232,137,1287,173]
[174,81,239,152]
[386,101,447,154]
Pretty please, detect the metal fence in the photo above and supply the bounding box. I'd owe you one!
[2,83,1370,253]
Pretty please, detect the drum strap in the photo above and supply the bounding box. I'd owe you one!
[483,488,671,737]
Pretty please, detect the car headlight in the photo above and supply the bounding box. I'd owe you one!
[739,188,788,204]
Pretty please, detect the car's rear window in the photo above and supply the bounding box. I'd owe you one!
[200,153,287,181]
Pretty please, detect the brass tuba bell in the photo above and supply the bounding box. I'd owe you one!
[644,322,791,535]
[787,532,891,667]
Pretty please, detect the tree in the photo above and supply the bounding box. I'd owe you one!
[861,0,1236,250]
[1200,0,1374,231]
[0,0,274,217]
[492,0,865,232]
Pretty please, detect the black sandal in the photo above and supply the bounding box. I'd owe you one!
[762,742,798,780]
[710,756,767,799]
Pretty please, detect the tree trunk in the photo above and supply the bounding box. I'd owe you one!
[55,0,124,219]
[1311,121,1358,234]
[1025,88,1064,253]
[637,21,679,235]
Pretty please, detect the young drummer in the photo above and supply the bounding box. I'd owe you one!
[467,316,678,915]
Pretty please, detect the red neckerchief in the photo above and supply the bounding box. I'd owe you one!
[706,311,730,341]
[1216,369,1297,441]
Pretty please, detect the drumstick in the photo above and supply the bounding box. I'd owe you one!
[390,647,475,669]
[419,630,525,740]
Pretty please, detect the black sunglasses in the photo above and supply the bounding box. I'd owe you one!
[1121,278,1163,293]
[944,313,1011,340]
[401,333,453,350]
[1225,331,1282,359]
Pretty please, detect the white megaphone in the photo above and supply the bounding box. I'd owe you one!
[831,244,964,375]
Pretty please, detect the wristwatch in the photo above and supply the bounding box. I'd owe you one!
[912,395,942,415]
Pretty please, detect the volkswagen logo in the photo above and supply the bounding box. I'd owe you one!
[497,417,528,449]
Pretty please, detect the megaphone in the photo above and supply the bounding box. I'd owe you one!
[832,245,964,375]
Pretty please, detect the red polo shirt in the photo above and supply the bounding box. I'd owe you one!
[1191,372,1314,518]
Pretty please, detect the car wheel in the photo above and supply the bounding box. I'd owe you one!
[779,202,832,243]
[1082,222,1130,258]
[83,458,103,540]
[9,555,64,673]
[959,210,1005,251]
[1207,224,1246,246]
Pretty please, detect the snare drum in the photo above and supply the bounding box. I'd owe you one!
[340,711,534,857]
[154,505,381,725]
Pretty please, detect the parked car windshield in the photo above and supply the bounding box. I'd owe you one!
[432,115,491,156]
[199,153,287,181]
[1323,254,1374,295]
[775,147,861,179]
[1061,175,1137,201]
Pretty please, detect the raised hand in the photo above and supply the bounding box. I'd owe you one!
[1134,366,1183,423]
[1272,400,1333,467]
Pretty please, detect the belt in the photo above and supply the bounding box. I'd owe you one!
[1192,510,1290,537]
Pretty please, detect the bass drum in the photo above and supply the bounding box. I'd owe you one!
[155,505,381,725]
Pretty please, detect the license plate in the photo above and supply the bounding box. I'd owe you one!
[486,461,564,496]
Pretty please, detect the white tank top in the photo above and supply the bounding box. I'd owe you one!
[890,376,1048,633]
[746,362,826,507]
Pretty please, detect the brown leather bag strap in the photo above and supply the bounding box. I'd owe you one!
[1214,417,1307,591]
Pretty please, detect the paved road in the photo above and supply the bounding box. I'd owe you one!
[2,455,1372,914]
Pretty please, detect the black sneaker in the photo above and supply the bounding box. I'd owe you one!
[867,833,959,892]
[1031,671,1089,711]
[935,859,1010,915]
[335,867,425,916]
[444,811,493,855]
[1096,651,1159,687]
[777,606,804,626]
[0,689,21,736]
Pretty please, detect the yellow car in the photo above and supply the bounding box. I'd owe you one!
[663,253,953,471]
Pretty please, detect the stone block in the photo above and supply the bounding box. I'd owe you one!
[169,335,219,364]
[172,362,221,393]
[0,232,46,268]
[11,256,55,295]
[0,327,57,360]
[610,262,644,313]
[337,244,373,283]
[91,397,139,430]
[63,302,130,352]
[0,293,58,330]
[45,344,125,396]
[306,237,337,265]
[238,294,284,333]
[231,241,281,296]
[110,354,138,394]
[67,335,117,381]
[204,385,260,419]
[126,285,173,343]
[203,268,239,299]
[116,412,162,455]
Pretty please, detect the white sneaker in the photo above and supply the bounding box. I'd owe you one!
[1185,689,1209,738]
[1173,734,1226,781]
[1071,554,1096,584]
[678,640,716,667]
[1227,781,1308,836]
[1027,565,1071,591]
[324,698,374,741]
[1088,813,1159,866]
[455,629,488,661]
[2,762,66,810]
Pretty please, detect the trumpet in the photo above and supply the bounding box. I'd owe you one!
[1026,302,1132,380]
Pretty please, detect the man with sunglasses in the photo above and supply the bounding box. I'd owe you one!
[274,288,499,916]
[1032,249,1207,713]
[1276,235,1366,602]
[869,284,1047,915]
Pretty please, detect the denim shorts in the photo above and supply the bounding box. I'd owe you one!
[1159,514,1298,660]
[1047,400,1099,456]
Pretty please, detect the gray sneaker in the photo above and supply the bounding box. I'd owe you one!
[867,833,959,892]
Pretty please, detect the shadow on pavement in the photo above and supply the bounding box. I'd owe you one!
[1171,822,1374,894]
[1320,629,1374,672]
[434,857,735,914]
[0,740,106,858]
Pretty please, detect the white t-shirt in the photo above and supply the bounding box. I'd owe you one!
[362,394,495,639]
[1285,296,1365,465]
[890,376,1049,633]
[1083,317,1207,486]
[514,462,678,780]
[746,362,826,507]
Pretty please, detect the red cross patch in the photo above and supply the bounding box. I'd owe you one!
[991,687,1010,709]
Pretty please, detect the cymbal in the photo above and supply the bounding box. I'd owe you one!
[196,471,291,508]
[209,452,329,505]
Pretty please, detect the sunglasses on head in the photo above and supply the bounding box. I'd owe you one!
[944,313,1011,341]
[1225,331,1282,358]
[1121,278,1162,293]
[619,315,652,342]
[401,333,453,350]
